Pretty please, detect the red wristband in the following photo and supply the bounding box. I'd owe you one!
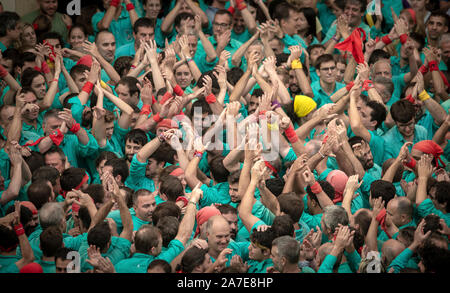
[381,35,392,45]
[404,94,416,104]
[428,60,439,72]
[419,64,429,75]
[14,224,25,237]
[194,150,204,158]
[140,104,151,116]
[82,81,94,95]
[376,208,386,223]
[110,0,120,7]
[227,6,236,15]
[126,3,135,11]
[345,81,354,92]
[236,0,247,10]
[49,129,64,146]
[160,91,173,105]
[399,34,408,45]
[205,93,217,104]
[176,196,189,208]
[152,95,157,105]
[152,113,163,123]
[404,157,417,169]
[310,181,322,194]
[69,122,81,133]
[0,65,8,78]
[173,85,184,96]
[362,80,374,91]
[41,61,51,74]
[284,125,299,143]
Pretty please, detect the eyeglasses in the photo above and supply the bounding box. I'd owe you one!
[319,66,336,72]
[213,22,230,29]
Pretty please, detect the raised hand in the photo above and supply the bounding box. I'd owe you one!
[57,108,76,129]
[417,154,435,179]
[372,197,385,219]
[302,167,316,186]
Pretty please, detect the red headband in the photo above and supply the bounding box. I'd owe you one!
[406,8,416,24]
[61,174,89,198]
[264,161,277,177]
[169,168,184,177]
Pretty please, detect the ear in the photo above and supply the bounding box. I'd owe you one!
[115,175,122,184]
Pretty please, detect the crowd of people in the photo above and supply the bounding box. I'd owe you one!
[0,0,449,274]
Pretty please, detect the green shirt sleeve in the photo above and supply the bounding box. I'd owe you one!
[318,254,337,273]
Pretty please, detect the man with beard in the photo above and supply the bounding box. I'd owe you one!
[21,0,72,42]
[425,12,449,50]
[216,204,238,240]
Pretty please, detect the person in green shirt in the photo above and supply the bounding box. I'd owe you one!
[272,1,308,52]
[0,12,21,53]
[311,54,345,107]
[269,235,305,273]
[21,0,72,42]
[115,17,155,59]
[230,7,257,44]
[114,185,201,273]
[37,225,63,273]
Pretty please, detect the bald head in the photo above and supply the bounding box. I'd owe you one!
[371,60,392,79]
[387,197,413,227]
[382,239,405,267]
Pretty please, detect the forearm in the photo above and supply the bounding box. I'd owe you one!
[125,1,139,27]
[432,121,449,145]
[240,8,257,34]
[307,152,326,172]
[238,159,252,198]
[160,7,179,34]
[295,115,321,139]
[2,74,21,91]
[17,233,34,266]
[176,199,197,244]
[416,177,428,206]
[259,185,280,216]
[103,90,133,115]
[424,97,446,126]
[0,165,22,205]
[118,196,133,240]
[186,59,202,82]
[365,217,379,252]
[75,127,90,145]
[38,137,55,154]
[381,159,401,182]
[98,56,121,84]
[90,199,114,230]
[294,68,313,97]
[6,107,22,144]
[261,39,275,58]
[229,70,251,102]
[136,138,161,163]
[41,78,59,111]
[342,191,353,218]
[343,58,356,84]
[223,148,242,173]
[185,157,202,189]
[98,6,117,30]
[61,67,79,93]
[330,87,348,103]
[149,59,165,93]
[198,32,218,62]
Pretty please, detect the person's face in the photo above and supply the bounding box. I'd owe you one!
[344,2,363,27]
[96,32,116,63]
[386,200,403,227]
[268,38,283,55]
[31,75,47,100]
[156,126,169,137]
[21,26,37,47]
[373,62,392,79]
[187,35,198,57]
[55,258,72,273]
[221,212,238,240]
[73,73,87,92]
[44,38,62,50]
[228,183,240,203]
[248,5,257,19]
[0,105,14,126]
[288,70,300,93]
[399,12,415,32]
[310,47,325,67]
[427,16,448,40]
[116,83,134,105]
[43,116,63,136]
[335,62,346,82]
[134,194,157,222]
[105,121,114,140]
[207,220,231,254]
[145,0,161,19]
[270,245,283,272]
[134,26,155,48]
[175,64,193,89]
[409,0,428,11]
[39,0,58,16]
[248,95,260,115]
[69,27,86,50]
[130,112,139,129]
[97,159,107,178]
[351,140,374,170]
[213,13,232,39]
[297,11,309,32]
[282,9,300,36]
[233,12,246,34]
[395,119,415,138]
[23,92,40,120]
[249,242,266,261]
[441,41,450,64]
[0,58,12,75]
[125,139,143,162]
[45,152,65,174]
[400,38,420,59]
[317,60,337,84]
[147,158,161,178]
[356,99,376,130]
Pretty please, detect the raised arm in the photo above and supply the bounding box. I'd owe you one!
[175,184,202,245]
[302,167,334,209]
[39,53,61,112]
[96,0,120,31]
[109,175,133,241]
[12,201,35,270]
[0,146,23,206]
[415,154,435,207]
[83,41,121,85]
[124,0,139,27]
[231,31,260,68]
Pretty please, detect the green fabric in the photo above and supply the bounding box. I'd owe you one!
[21,11,69,42]
[91,7,134,49]
[311,80,345,107]
[382,125,429,162]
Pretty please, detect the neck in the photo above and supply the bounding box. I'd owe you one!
[283,263,301,273]
[208,248,220,260]
[22,117,37,125]
[428,37,439,48]
[320,79,335,94]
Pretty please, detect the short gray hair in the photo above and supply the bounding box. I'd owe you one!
[39,202,65,230]
[322,205,349,233]
[272,235,300,264]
